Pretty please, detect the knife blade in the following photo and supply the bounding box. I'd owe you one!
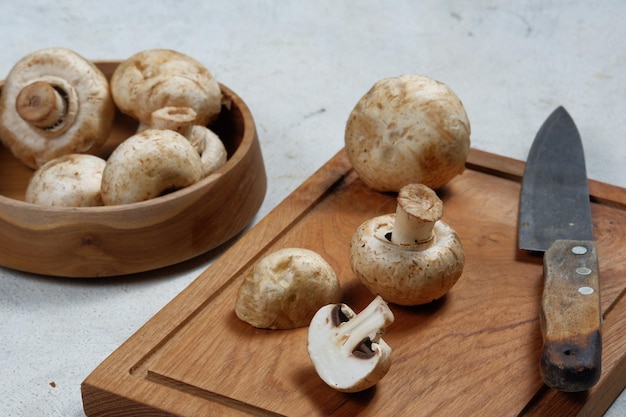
[518,106,601,392]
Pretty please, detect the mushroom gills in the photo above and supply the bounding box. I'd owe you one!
[308,296,394,392]
[331,304,376,359]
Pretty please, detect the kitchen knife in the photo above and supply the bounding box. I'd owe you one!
[518,106,601,392]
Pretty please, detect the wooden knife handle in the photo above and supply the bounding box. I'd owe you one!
[540,239,602,392]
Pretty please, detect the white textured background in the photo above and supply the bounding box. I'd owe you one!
[1,1,624,416]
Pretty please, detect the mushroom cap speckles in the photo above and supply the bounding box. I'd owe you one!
[0,47,115,169]
[111,49,222,126]
[235,248,341,330]
[345,74,471,192]
[100,129,203,205]
[25,154,106,207]
[350,214,465,306]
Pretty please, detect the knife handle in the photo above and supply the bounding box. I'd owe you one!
[540,239,602,392]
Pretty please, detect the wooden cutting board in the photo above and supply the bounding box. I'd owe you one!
[82,148,626,417]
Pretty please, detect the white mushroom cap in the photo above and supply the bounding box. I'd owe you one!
[350,184,465,305]
[144,106,227,177]
[100,129,203,205]
[25,154,106,207]
[110,49,222,126]
[235,248,341,330]
[0,47,115,169]
[190,125,227,177]
[307,295,394,393]
[345,74,471,191]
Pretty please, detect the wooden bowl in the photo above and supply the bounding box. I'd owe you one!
[0,62,266,277]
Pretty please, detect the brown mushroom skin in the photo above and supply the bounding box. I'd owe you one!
[110,49,222,126]
[345,74,470,191]
[350,214,465,306]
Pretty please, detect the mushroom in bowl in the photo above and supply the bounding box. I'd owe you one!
[0,56,267,277]
[25,154,106,207]
[112,49,228,178]
[345,74,471,192]
[100,128,204,205]
[110,48,223,127]
[0,47,115,169]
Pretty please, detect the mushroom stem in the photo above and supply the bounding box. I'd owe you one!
[150,106,197,139]
[15,81,68,129]
[335,296,394,357]
[391,183,443,245]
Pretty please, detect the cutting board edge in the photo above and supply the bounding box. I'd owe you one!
[81,148,626,417]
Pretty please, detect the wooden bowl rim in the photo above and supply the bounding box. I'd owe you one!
[0,71,255,215]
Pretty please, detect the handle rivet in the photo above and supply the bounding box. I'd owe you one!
[572,246,588,255]
[578,286,594,295]
[576,267,592,276]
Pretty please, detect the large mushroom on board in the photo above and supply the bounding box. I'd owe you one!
[307,295,394,393]
[0,47,115,169]
[25,154,106,207]
[100,128,203,205]
[235,248,341,330]
[350,183,465,306]
[110,49,222,127]
[345,74,470,191]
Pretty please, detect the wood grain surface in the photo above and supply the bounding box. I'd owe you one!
[82,148,626,416]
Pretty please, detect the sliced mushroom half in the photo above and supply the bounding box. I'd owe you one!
[307,296,394,392]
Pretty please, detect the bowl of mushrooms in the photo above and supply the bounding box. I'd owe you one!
[0,48,266,277]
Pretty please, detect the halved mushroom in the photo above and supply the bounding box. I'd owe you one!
[0,47,115,169]
[100,129,203,205]
[235,248,341,330]
[350,183,465,305]
[110,49,222,127]
[25,154,106,207]
[307,295,394,393]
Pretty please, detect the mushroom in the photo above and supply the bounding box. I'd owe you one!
[110,49,222,127]
[100,128,203,205]
[0,47,115,169]
[25,154,106,207]
[307,295,394,393]
[145,106,227,177]
[344,74,471,191]
[189,125,227,177]
[235,248,341,330]
[350,183,465,306]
